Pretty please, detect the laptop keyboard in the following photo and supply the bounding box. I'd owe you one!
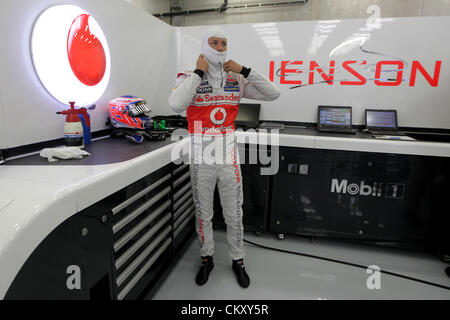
[318,128,356,134]
[370,130,405,135]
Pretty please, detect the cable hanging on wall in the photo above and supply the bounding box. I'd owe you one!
[154,0,309,19]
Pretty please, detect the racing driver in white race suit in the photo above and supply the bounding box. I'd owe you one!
[168,27,280,288]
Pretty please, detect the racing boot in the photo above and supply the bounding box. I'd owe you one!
[232,259,250,288]
[196,255,214,285]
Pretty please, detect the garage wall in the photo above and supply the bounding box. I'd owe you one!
[1,0,449,149]
[177,16,450,129]
[0,91,6,150]
[128,0,450,26]
[0,0,175,149]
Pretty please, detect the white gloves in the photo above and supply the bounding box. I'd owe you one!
[40,147,91,162]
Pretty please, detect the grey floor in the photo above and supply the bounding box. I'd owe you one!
[151,230,450,300]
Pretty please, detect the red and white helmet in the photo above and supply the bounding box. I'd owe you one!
[108,95,152,130]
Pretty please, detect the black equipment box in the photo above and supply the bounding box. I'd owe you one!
[212,143,272,233]
[270,146,450,252]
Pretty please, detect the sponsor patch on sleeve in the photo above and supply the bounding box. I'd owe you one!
[196,80,213,93]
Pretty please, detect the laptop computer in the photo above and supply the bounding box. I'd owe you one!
[365,109,405,136]
[316,105,357,134]
[235,103,261,130]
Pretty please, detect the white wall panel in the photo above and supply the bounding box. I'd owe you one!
[177,16,450,129]
[0,91,7,149]
[423,0,450,16]
[139,0,450,27]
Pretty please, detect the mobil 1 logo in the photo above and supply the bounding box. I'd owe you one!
[331,179,405,199]
[385,183,405,199]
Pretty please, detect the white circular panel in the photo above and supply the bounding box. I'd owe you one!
[31,5,111,106]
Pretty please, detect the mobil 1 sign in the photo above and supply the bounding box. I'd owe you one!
[331,179,405,199]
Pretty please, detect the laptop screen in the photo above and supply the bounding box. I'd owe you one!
[366,110,397,129]
[318,106,352,128]
[236,103,261,124]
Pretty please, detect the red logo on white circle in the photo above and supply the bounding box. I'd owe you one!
[210,107,227,125]
[67,14,106,86]
[31,5,111,106]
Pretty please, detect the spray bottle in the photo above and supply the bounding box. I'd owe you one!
[57,101,84,148]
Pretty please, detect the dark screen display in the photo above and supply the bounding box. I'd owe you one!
[366,110,397,128]
[236,103,261,122]
[319,107,351,127]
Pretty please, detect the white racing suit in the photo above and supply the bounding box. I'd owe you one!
[169,68,280,260]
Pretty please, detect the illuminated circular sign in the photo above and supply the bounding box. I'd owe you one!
[31,5,111,106]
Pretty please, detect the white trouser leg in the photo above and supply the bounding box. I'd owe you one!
[217,143,245,260]
[191,162,217,257]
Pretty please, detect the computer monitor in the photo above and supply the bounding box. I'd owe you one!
[365,109,398,130]
[318,106,352,129]
[235,103,261,128]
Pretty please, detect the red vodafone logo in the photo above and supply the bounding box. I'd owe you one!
[67,14,106,86]
[31,5,111,106]
[210,107,227,125]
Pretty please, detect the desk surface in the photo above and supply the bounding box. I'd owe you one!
[4,127,450,166]
[239,127,450,158]
[0,136,186,299]
[4,136,175,166]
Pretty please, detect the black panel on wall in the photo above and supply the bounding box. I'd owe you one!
[79,202,115,300]
[213,143,272,233]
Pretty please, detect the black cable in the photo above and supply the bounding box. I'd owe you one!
[243,238,450,291]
